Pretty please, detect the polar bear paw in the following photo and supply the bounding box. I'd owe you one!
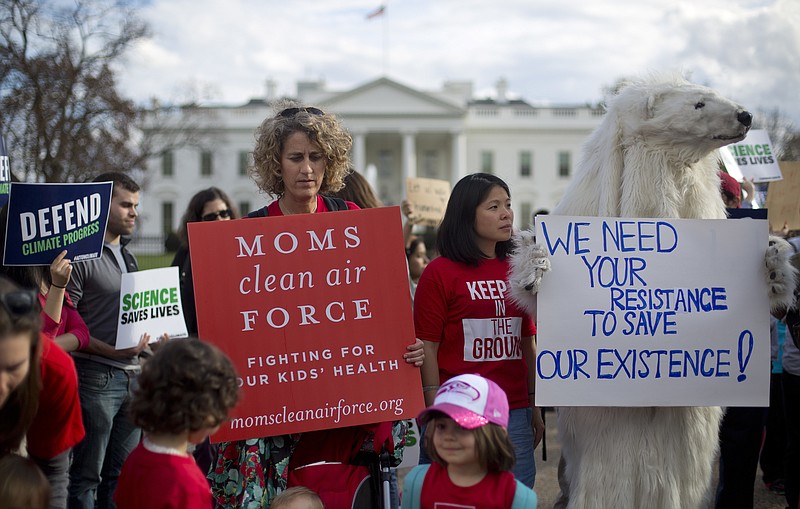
[765,235,798,312]
[508,230,550,315]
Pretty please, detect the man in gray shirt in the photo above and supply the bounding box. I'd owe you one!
[67,172,151,509]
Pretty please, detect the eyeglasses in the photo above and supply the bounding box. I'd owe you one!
[278,107,325,118]
[202,209,232,222]
[0,289,38,319]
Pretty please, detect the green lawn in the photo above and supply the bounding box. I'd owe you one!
[137,253,176,270]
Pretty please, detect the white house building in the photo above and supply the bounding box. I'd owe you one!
[136,76,604,248]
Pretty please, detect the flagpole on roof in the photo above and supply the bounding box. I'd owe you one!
[366,4,388,76]
[382,4,388,75]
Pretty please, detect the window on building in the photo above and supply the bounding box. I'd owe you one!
[201,151,213,176]
[520,202,532,229]
[423,150,439,178]
[238,201,250,216]
[238,151,250,176]
[520,151,532,177]
[558,151,571,178]
[161,151,174,177]
[377,150,393,204]
[162,201,174,236]
[480,151,494,174]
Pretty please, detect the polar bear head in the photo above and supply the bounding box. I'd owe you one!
[553,73,752,218]
[612,74,752,164]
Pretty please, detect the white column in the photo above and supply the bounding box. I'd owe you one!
[352,131,366,172]
[451,130,467,187]
[402,131,417,183]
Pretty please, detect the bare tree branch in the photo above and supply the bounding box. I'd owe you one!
[0,0,211,183]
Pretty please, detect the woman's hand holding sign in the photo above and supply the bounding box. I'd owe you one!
[404,338,425,367]
[44,249,80,352]
[50,249,72,288]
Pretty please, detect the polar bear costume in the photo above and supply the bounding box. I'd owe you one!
[509,74,798,509]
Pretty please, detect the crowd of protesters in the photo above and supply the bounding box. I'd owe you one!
[0,102,797,509]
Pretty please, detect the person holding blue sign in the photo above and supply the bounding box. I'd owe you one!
[66,172,155,509]
[0,204,90,354]
[414,173,542,488]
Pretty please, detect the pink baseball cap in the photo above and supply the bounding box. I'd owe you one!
[418,374,509,430]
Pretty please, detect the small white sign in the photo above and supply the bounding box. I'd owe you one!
[116,267,188,349]
[720,129,782,183]
[535,216,770,407]
[406,177,451,227]
[398,419,421,468]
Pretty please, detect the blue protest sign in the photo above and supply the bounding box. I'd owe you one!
[0,135,11,209]
[3,182,112,266]
[726,208,768,220]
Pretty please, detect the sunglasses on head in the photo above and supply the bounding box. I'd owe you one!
[0,289,38,319]
[202,209,232,222]
[278,107,325,118]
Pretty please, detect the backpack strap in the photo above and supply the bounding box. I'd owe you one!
[511,479,538,509]
[246,196,347,218]
[321,195,348,211]
[400,464,429,509]
[246,206,268,218]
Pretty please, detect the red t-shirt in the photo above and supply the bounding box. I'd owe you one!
[39,292,91,350]
[115,443,212,509]
[26,334,85,459]
[420,462,517,509]
[414,256,536,409]
[265,195,360,216]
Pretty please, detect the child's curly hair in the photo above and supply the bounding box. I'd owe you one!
[251,100,352,196]
[131,339,239,434]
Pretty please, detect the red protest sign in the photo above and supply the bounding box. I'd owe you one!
[188,207,423,442]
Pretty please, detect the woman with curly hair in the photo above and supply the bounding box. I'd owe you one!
[210,103,424,508]
[247,102,358,216]
[114,339,239,508]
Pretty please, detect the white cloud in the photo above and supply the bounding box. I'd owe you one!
[117,0,800,124]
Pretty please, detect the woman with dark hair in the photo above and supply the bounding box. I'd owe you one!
[171,187,239,335]
[413,173,543,488]
[330,170,383,209]
[0,277,42,454]
[0,205,86,509]
[406,237,429,304]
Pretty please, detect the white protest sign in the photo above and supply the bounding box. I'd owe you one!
[116,267,188,349]
[398,419,421,468]
[535,216,770,407]
[406,177,450,227]
[720,129,782,183]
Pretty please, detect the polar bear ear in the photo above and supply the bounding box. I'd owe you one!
[646,93,658,119]
[589,103,624,216]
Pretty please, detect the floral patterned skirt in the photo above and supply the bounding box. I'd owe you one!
[208,422,407,508]
[210,434,298,508]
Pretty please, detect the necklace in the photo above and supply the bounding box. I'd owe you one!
[142,436,187,457]
[279,197,317,215]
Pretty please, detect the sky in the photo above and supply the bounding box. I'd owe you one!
[118,0,800,125]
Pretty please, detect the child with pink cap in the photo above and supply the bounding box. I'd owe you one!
[401,374,537,508]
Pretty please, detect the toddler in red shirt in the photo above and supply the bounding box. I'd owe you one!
[402,374,537,509]
[114,339,239,509]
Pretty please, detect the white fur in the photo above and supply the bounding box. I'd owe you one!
[510,73,798,509]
